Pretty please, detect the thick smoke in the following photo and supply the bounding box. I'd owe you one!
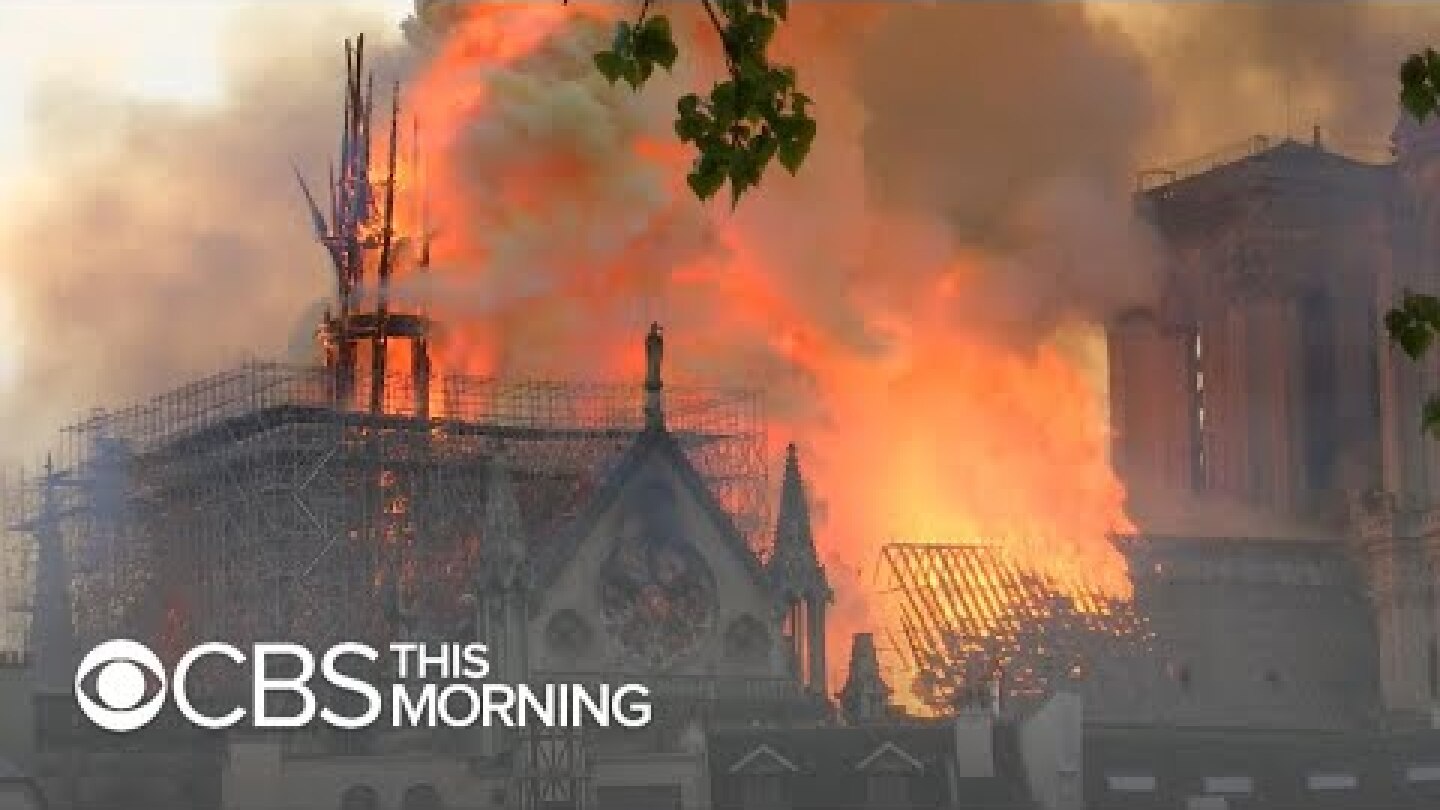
[1109,2,1440,160]
[4,2,1434,458]
[399,2,1161,408]
[856,3,1161,340]
[396,6,723,380]
[0,4,409,464]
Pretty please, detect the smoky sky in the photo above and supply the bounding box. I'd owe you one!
[2,1,1439,464]
[0,5,411,462]
[1122,1,1440,155]
[855,2,1161,341]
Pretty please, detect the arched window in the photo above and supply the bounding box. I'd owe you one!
[402,783,444,810]
[340,785,379,810]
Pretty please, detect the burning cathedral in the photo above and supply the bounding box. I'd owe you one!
[3,14,1440,810]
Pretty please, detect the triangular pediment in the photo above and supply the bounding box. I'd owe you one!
[527,426,781,677]
[532,427,766,593]
[857,741,925,774]
[730,743,799,775]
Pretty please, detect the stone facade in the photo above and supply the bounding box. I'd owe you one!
[1116,128,1440,726]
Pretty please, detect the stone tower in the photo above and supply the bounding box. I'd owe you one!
[765,443,832,696]
[1376,111,1440,722]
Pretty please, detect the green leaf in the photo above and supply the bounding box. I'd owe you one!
[711,81,740,128]
[1402,54,1428,87]
[654,36,679,71]
[641,14,672,39]
[1425,48,1440,91]
[775,66,797,93]
[597,0,817,206]
[729,177,747,209]
[1402,52,1439,121]
[593,51,625,85]
[717,0,747,23]
[621,58,643,90]
[752,129,778,170]
[734,12,776,53]
[1408,292,1440,326]
[776,113,814,174]
[795,114,817,145]
[613,20,634,54]
[1396,322,1433,360]
[1402,84,1437,122]
[733,75,760,115]
[634,15,679,71]
[1423,393,1440,437]
[778,137,807,174]
[754,15,778,50]
[675,106,708,142]
[1385,307,1412,340]
[688,156,726,201]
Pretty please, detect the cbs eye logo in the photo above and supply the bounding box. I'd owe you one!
[74,639,168,732]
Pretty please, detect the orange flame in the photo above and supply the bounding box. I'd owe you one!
[386,2,1135,701]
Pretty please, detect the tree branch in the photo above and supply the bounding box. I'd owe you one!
[698,0,734,68]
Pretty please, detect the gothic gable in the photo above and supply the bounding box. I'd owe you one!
[528,428,783,680]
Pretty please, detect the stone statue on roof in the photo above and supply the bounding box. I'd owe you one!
[645,323,664,393]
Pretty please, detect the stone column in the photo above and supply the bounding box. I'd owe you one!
[1353,495,1434,715]
[805,598,827,697]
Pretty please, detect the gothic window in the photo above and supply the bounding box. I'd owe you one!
[401,783,443,810]
[867,773,911,810]
[599,481,718,669]
[740,774,789,810]
[725,615,772,665]
[546,609,594,659]
[339,785,379,810]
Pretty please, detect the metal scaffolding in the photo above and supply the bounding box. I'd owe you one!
[1,362,769,686]
[0,35,776,687]
[877,543,1154,714]
[0,468,34,653]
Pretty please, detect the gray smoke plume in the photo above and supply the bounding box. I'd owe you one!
[1117,1,1440,159]
[0,4,410,464]
[855,1,1162,341]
